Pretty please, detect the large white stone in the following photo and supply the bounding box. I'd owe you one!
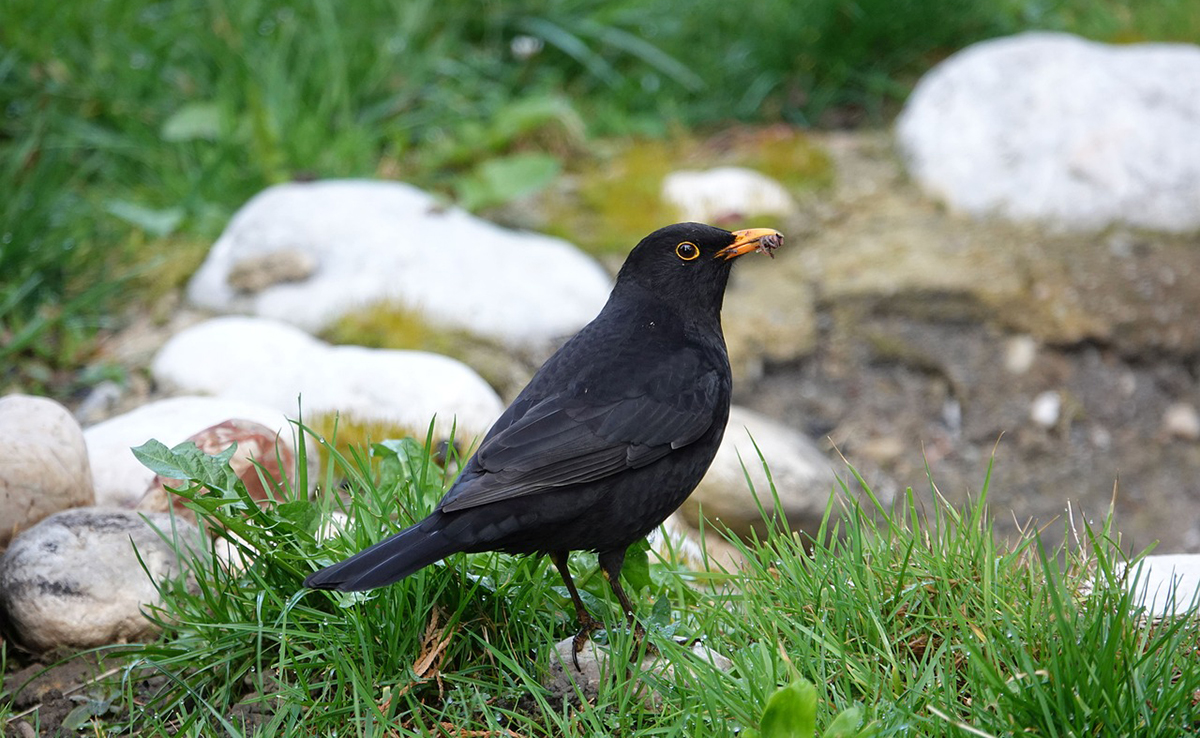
[662,167,795,224]
[0,394,94,546]
[0,508,204,652]
[186,180,611,349]
[151,316,503,442]
[896,32,1200,232]
[680,405,838,539]
[84,396,295,508]
[1124,554,1200,618]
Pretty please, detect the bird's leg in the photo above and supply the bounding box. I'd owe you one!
[596,548,636,625]
[550,551,599,670]
[598,549,655,658]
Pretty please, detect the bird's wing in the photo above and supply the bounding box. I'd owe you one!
[438,365,722,513]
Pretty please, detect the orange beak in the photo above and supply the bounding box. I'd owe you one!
[716,228,784,260]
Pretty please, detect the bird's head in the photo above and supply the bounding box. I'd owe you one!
[613,222,783,314]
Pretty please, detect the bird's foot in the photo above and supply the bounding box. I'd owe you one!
[570,615,602,671]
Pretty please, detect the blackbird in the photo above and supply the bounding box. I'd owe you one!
[305,222,782,651]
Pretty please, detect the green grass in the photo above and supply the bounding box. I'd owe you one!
[4,0,1199,398]
[4,3,1198,733]
[5,425,1183,736]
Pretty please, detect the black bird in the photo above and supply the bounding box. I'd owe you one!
[305,222,782,651]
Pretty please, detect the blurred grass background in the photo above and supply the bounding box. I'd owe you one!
[2,0,1198,397]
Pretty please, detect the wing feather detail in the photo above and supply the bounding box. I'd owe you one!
[438,368,722,513]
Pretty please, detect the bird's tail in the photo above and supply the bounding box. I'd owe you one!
[304,520,459,592]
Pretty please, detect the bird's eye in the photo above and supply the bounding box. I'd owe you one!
[675,241,699,261]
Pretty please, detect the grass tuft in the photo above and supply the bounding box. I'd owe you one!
[59,424,1192,736]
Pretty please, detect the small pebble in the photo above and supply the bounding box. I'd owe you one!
[73,380,124,425]
[1163,402,1200,441]
[1030,391,1061,428]
[1183,526,1200,552]
[941,398,962,435]
[1004,335,1037,375]
[1089,426,1112,450]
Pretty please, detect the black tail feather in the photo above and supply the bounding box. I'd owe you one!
[304,522,460,592]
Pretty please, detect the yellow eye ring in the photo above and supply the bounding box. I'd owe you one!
[675,241,699,261]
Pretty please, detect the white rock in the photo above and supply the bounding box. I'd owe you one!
[654,513,746,573]
[213,535,251,575]
[1004,335,1038,375]
[84,396,295,508]
[1123,554,1200,618]
[186,180,611,350]
[72,380,124,425]
[1030,391,1062,428]
[0,508,204,652]
[1089,425,1113,450]
[151,316,503,443]
[679,406,838,540]
[0,395,94,546]
[1185,526,1200,552]
[1163,402,1200,441]
[662,167,795,224]
[896,32,1200,232]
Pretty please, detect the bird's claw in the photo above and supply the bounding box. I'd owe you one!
[570,616,601,671]
[568,616,657,670]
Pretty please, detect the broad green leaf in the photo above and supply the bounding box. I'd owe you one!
[822,706,873,738]
[478,153,559,199]
[374,438,426,489]
[454,177,491,213]
[131,438,188,478]
[649,594,672,628]
[105,199,184,236]
[758,679,818,738]
[457,153,560,211]
[60,699,110,732]
[278,499,318,532]
[621,537,653,593]
[161,101,224,142]
[491,95,584,144]
[132,439,238,490]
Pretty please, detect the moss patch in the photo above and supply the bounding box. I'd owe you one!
[127,234,214,302]
[541,127,833,257]
[703,125,835,192]
[320,301,533,398]
[321,302,465,354]
[307,412,429,472]
[542,138,681,256]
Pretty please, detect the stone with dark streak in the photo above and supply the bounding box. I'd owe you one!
[0,508,202,653]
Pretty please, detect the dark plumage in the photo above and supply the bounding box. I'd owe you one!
[305,222,782,650]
